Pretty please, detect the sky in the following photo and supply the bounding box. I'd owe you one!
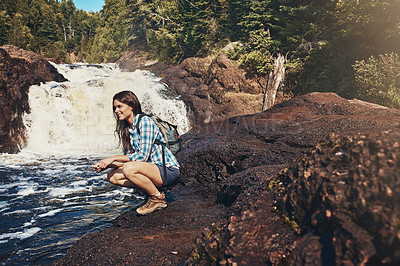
[73,0,105,12]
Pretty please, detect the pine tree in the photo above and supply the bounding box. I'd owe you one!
[0,10,11,45]
[88,0,128,62]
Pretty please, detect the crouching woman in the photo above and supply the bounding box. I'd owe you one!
[93,90,179,215]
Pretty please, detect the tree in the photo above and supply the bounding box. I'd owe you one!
[263,54,286,110]
[0,10,11,45]
[229,29,273,76]
[7,12,34,49]
[88,0,128,62]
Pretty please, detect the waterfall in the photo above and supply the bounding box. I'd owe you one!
[0,63,191,265]
[23,63,190,156]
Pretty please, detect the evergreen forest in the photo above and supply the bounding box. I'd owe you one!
[1,0,400,108]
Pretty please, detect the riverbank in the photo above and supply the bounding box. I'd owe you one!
[55,185,227,265]
[55,92,400,265]
[2,46,399,264]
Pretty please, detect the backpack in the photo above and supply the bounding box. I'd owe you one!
[135,113,182,155]
[135,113,182,187]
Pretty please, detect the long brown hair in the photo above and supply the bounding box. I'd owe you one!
[112,91,142,153]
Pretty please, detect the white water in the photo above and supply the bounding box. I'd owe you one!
[0,63,191,264]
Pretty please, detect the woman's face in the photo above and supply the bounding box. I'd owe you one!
[113,99,134,122]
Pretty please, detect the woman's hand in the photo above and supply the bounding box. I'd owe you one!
[93,157,115,172]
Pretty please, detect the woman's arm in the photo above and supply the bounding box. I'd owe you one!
[93,155,130,172]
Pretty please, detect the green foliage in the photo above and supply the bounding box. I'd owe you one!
[87,0,128,63]
[276,0,400,99]
[1,0,400,104]
[0,10,11,45]
[228,29,273,75]
[353,53,400,108]
[7,12,34,50]
[146,29,181,63]
[88,18,128,63]
[0,0,100,62]
[123,0,232,62]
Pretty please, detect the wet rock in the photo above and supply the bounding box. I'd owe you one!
[0,45,66,153]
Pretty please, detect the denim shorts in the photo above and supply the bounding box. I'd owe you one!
[156,165,180,187]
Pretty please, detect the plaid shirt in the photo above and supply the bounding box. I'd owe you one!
[127,114,180,168]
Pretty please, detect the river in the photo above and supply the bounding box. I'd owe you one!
[0,63,190,265]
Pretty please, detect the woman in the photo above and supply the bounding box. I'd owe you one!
[93,90,180,215]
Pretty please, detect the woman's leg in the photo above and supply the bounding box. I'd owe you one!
[121,161,163,196]
[109,161,166,215]
[107,167,139,189]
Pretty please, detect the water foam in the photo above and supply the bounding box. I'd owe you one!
[48,187,90,198]
[0,227,41,241]
[38,209,62,218]
[17,187,37,196]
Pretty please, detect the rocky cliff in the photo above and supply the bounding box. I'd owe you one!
[56,92,400,265]
[0,45,67,153]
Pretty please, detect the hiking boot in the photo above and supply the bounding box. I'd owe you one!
[136,192,167,215]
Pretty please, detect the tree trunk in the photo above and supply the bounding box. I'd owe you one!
[68,19,72,39]
[62,20,66,42]
[262,54,286,111]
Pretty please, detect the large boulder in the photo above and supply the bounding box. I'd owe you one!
[180,93,400,265]
[0,45,66,153]
[166,54,271,125]
[177,92,400,190]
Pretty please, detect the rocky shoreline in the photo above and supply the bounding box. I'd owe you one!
[56,92,400,265]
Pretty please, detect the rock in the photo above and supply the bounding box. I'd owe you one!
[181,56,212,78]
[118,52,275,125]
[57,92,400,265]
[54,185,227,265]
[115,50,159,72]
[276,130,400,265]
[177,92,400,265]
[0,45,67,153]
[205,53,264,95]
[176,92,400,191]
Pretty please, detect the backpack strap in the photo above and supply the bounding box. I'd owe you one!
[135,113,168,187]
[159,142,167,187]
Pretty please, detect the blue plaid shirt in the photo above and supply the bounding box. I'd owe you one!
[127,114,180,168]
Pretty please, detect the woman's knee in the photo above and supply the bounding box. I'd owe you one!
[107,168,123,185]
[122,161,140,177]
[107,170,116,184]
